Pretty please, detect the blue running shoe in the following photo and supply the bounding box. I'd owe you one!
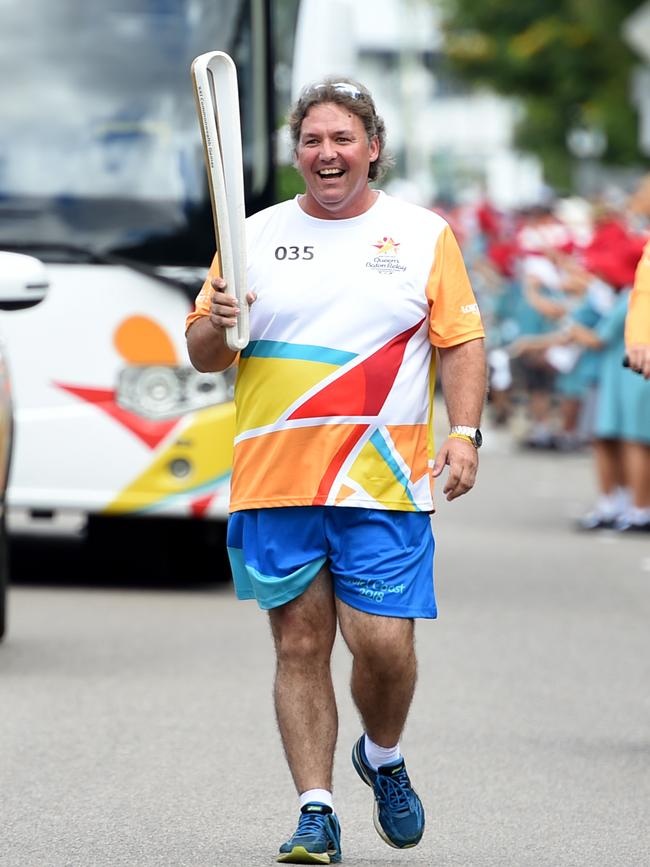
[277,802,342,864]
[352,735,425,849]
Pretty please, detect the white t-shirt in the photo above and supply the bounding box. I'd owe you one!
[188,192,484,512]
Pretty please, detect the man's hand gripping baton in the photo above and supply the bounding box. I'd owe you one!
[191,52,249,351]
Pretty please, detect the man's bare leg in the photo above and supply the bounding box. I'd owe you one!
[335,600,416,746]
[337,599,424,850]
[269,567,338,793]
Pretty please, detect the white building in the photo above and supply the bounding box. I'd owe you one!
[289,0,545,209]
[623,1,650,157]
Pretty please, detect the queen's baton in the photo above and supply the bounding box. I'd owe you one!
[191,51,249,351]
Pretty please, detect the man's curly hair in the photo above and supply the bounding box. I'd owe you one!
[288,76,392,182]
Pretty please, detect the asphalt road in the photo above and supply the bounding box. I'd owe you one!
[2,429,649,867]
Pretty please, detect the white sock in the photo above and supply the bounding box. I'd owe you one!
[626,506,650,525]
[364,734,401,770]
[614,487,631,512]
[595,492,622,520]
[299,789,333,810]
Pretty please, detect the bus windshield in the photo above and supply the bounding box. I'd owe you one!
[0,0,274,264]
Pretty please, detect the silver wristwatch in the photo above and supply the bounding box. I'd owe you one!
[449,425,483,448]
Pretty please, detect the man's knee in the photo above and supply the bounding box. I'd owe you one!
[270,594,336,665]
[273,622,334,665]
[358,638,415,679]
[341,610,415,672]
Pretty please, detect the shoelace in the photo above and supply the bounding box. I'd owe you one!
[294,811,329,838]
[376,767,413,813]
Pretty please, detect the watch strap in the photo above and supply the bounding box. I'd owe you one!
[450,425,479,438]
[449,425,481,448]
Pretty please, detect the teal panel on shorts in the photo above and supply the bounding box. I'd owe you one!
[227,545,327,610]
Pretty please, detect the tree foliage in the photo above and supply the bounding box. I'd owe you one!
[439,0,647,189]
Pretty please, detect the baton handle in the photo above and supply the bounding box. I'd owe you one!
[192,52,249,351]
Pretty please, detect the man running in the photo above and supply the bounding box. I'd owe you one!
[186,77,486,864]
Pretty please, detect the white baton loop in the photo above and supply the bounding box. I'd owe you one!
[191,51,249,351]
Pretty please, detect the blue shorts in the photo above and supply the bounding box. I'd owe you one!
[226,506,436,619]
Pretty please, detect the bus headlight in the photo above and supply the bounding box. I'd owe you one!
[117,366,234,419]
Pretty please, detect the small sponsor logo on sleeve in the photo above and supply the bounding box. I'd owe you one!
[461,303,480,314]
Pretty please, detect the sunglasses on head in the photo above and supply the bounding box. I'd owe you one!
[313,81,365,100]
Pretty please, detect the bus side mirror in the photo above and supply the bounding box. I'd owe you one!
[0,251,49,310]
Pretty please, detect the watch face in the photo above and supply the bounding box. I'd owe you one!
[475,429,483,448]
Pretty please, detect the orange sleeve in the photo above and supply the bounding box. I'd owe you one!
[184,252,221,334]
[625,239,650,346]
[426,224,485,348]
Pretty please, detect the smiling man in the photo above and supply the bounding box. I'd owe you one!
[293,97,379,219]
[186,77,486,864]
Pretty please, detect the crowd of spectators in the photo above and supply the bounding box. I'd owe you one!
[441,175,650,533]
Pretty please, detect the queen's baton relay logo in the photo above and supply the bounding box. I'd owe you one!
[366,236,406,275]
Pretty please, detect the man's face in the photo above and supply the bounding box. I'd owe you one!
[295,102,379,219]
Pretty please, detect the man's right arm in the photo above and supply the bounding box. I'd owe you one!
[186,276,252,372]
[186,315,238,372]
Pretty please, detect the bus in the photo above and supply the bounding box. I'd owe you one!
[0,0,275,564]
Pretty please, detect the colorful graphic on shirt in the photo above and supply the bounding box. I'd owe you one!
[233,321,428,510]
[288,321,421,420]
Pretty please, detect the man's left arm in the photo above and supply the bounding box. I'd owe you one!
[433,337,487,501]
